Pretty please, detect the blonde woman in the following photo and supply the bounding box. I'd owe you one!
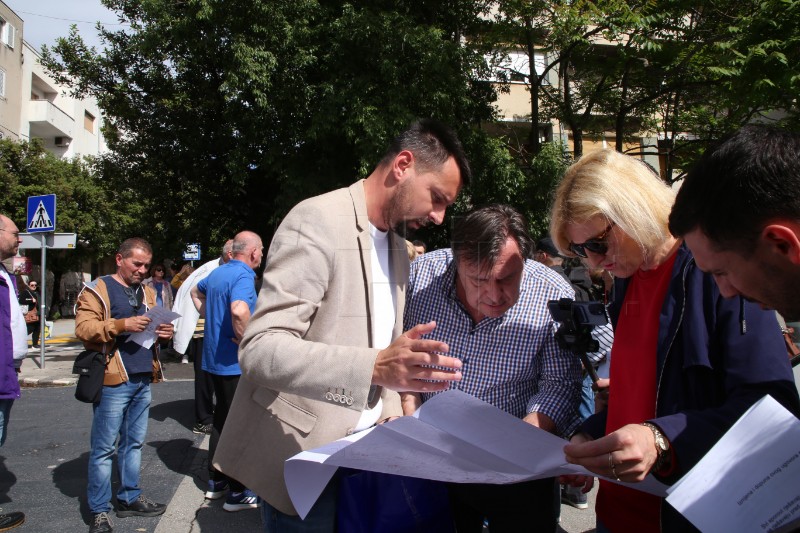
[550,150,799,532]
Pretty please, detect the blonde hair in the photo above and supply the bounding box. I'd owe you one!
[550,150,674,261]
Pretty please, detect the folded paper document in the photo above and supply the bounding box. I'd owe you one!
[666,395,800,533]
[285,389,667,519]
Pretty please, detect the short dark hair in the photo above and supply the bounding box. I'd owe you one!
[535,236,561,257]
[380,119,472,187]
[451,204,533,267]
[670,125,800,251]
[117,238,152,258]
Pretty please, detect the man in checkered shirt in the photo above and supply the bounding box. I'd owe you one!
[401,204,582,533]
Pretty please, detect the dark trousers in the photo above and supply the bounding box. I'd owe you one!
[191,338,214,425]
[208,373,245,492]
[27,322,40,346]
[447,478,559,533]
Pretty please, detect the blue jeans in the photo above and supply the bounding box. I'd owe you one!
[578,373,595,421]
[261,475,339,533]
[88,375,152,514]
[0,399,13,447]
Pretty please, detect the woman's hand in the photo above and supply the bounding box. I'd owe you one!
[563,424,658,482]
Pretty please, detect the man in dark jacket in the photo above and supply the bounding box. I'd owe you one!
[670,125,800,322]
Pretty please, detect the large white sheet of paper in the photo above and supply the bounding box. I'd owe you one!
[285,389,668,519]
[666,395,800,533]
[128,307,181,349]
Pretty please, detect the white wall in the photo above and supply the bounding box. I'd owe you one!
[21,40,107,158]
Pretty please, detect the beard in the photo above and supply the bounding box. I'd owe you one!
[384,180,428,236]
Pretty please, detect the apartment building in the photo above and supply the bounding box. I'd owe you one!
[21,41,106,157]
[0,1,22,140]
[0,1,106,158]
[488,38,660,170]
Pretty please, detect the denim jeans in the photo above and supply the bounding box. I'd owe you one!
[261,474,339,533]
[596,519,612,533]
[578,373,595,421]
[88,374,152,514]
[0,399,14,447]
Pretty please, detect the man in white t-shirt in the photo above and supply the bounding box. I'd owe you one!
[0,214,28,532]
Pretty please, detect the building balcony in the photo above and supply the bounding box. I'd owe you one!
[27,99,74,140]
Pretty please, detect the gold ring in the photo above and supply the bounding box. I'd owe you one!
[609,452,620,481]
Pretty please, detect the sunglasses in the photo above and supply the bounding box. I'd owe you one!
[569,223,615,258]
[123,286,141,311]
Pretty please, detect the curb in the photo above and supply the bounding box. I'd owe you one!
[19,376,77,388]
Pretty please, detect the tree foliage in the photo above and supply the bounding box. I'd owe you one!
[0,138,138,264]
[484,0,799,178]
[41,0,502,254]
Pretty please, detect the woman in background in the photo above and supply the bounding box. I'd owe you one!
[17,280,40,348]
[143,264,173,309]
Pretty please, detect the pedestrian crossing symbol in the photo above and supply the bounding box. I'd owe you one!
[27,194,56,233]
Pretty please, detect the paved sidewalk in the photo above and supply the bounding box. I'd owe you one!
[18,318,197,387]
[18,318,82,387]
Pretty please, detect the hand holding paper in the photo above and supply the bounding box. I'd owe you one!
[129,307,180,349]
[564,423,660,482]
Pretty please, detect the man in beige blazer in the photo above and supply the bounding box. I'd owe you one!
[214,119,472,531]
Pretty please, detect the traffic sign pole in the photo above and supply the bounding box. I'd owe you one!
[26,194,57,370]
[39,235,46,369]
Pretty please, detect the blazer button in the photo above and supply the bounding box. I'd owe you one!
[346,396,354,406]
[325,391,334,401]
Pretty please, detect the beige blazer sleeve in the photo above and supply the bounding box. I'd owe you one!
[238,181,406,413]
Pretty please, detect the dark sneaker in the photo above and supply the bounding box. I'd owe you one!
[116,495,166,518]
[560,484,589,510]
[192,422,212,435]
[0,511,25,532]
[205,479,229,500]
[223,489,261,512]
[88,512,111,533]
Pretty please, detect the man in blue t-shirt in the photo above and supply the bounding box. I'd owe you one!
[191,230,263,512]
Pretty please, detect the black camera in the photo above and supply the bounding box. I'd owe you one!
[548,298,608,385]
[547,299,608,328]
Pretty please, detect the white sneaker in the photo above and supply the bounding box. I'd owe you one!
[181,356,189,364]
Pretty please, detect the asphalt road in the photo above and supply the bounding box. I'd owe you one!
[5,341,599,532]
[2,379,263,532]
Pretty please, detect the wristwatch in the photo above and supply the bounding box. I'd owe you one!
[641,422,670,472]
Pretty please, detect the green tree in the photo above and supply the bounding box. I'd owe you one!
[0,138,135,261]
[41,0,501,252]
[484,0,799,175]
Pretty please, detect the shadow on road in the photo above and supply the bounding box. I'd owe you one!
[52,451,91,524]
[0,456,17,504]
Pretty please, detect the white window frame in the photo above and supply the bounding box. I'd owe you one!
[0,68,6,98]
[2,22,14,48]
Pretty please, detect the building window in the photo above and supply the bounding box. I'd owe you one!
[84,111,95,133]
[485,51,548,84]
[2,21,15,49]
[0,68,5,98]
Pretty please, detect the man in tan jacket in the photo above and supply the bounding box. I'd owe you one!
[214,119,471,531]
[75,238,174,533]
